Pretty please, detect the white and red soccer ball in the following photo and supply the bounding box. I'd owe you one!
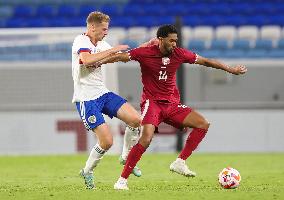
[218,167,241,189]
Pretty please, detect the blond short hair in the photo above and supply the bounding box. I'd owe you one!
[86,11,110,25]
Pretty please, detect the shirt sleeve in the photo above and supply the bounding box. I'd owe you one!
[181,48,197,64]
[72,35,91,55]
[128,47,142,62]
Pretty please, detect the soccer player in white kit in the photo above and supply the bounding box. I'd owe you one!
[72,11,142,189]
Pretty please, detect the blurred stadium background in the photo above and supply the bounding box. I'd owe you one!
[0,0,284,155]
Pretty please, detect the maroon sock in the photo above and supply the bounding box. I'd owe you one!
[178,128,207,160]
[121,143,146,179]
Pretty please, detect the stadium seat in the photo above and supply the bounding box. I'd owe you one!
[277,39,284,49]
[223,49,246,58]
[209,3,233,15]
[164,4,188,16]
[230,3,254,15]
[253,3,276,15]
[201,15,224,27]
[79,5,97,17]
[0,19,6,28]
[210,39,229,50]
[156,16,176,25]
[245,49,267,58]
[36,5,58,18]
[254,39,273,50]
[122,4,145,16]
[48,17,70,27]
[232,39,251,50]
[181,26,193,47]
[127,26,149,43]
[267,15,284,26]
[121,39,138,49]
[182,15,203,27]
[58,5,79,18]
[237,26,259,40]
[260,25,282,41]
[188,40,207,52]
[188,3,211,16]
[100,4,121,16]
[5,18,27,28]
[268,49,284,58]
[0,6,14,18]
[215,26,237,40]
[26,18,49,27]
[135,16,158,27]
[223,15,247,26]
[143,4,166,16]
[192,26,214,40]
[13,5,35,18]
[245,15,269,27]
[111,17,136,27]
[200,49,222,58]
[148,26,159,39]
[107,27,127,41]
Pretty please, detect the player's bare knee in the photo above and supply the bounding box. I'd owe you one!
[202,120,210,130]
[101,138,113,150]
[197,120,210,130]
[139,136,152,148]
[128,117,141,128]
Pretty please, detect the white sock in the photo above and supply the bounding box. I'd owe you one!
[83,144,106,174]
[121,126,140,161]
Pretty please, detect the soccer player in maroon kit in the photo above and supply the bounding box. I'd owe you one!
[101,24,247,190]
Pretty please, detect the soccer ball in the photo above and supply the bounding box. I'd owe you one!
[218,167,241,189]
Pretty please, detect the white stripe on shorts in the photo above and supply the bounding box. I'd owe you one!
[80,102,91,130]
[141,99,150,121]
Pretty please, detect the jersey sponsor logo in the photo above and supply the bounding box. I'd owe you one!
[88,115,97,124]
[162,57,170,65]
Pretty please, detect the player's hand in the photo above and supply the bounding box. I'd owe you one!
[112,45,129,53]
[229,65,247,75]
[148,38,159,46]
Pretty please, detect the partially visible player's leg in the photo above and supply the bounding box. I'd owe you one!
[179,110,210,160]
[80,123,113,189]
[167,105,210,177]
[114,124,155,190]
[116,102,142,177]
[76,100,112,189]
[117,102,141,160]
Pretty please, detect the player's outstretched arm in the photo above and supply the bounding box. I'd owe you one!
[99,52,131,65]
[80,45,129,66]
[195,55,247,75]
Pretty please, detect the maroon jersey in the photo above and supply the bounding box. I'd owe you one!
[129,45,197,103]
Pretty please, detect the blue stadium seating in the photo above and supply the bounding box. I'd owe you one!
[58,5,79,17]
[201,50,222,58]
[268,49,284,58]
[254,39,273,50]
[188,40,206,52]
[79,5,97,17]
[232,40,251,51]
[1,0,284,59]
[223,50,246,58]
[246,49,267,58]
[122,39,138,49]
[210,39,229,50]
[277,39,284,49]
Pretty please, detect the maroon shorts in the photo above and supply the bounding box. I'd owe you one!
[140,99,192,129]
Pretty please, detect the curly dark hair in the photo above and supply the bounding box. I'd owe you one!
[156,24,178,38]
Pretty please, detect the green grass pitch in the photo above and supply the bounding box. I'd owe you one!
[0,153,283,200]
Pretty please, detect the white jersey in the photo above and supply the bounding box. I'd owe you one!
[72,34,111,103]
